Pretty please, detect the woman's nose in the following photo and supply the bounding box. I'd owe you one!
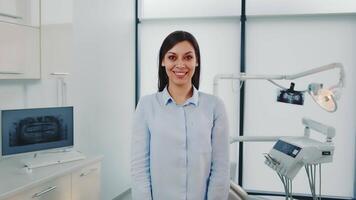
[175,60,185,68]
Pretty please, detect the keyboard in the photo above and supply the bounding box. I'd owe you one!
[22,150,86,169]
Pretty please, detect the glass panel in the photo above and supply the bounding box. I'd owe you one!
[243,15,356,197]
[140,0,241,19]
[247,0,356,16]
[140,0,356,19]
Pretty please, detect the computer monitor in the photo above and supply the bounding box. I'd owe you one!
[1,106,73,156]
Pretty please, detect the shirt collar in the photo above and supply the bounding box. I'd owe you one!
[161,86,199,106]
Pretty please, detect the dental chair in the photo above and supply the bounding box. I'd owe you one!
[228,180,249,200]
[228,162,268,200]
[229,179,270,200]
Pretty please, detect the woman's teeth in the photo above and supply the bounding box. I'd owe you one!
[174,72,186,76]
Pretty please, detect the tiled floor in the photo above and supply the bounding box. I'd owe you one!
[115,192,291,200]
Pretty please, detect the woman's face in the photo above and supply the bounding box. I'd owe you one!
[162,41,198,89]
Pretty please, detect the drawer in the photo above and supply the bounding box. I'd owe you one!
[71,162,101,200]
[6,174,71,200]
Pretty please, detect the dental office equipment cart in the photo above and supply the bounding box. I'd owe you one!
[0,155,102,200]
[229,118,336,200]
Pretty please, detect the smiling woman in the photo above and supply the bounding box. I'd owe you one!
[161,40,198,97]
[158,31,201,93]
[131,31,230,200]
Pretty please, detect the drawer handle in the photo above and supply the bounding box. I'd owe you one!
[0,12,22,19]
[0,71,24,74]
[32,186,57,198]
[80,168,98,177]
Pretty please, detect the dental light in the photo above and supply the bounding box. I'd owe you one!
[308,83,338,112]
[213,62,345,112]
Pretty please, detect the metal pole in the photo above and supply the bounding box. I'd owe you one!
[238,0,247,187]
[135,0,140,107]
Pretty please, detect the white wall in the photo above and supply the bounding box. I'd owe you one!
[41,0,72,25]
[0,0,135,199]
[72,0,135,199]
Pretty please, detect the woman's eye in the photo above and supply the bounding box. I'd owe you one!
[185,55,193,60]
[168,56,176,60]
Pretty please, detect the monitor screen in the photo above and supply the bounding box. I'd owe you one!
[1,106,73,156]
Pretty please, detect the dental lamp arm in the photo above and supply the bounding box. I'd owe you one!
[285,63,345,88]
[302,118,336,142]
[230,136,281,144]
[213,74,284,95]
[213,63,345,95]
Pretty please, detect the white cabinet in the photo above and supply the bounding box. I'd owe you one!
[41,0,73,75]
[0,0,40,27]
[6,174,71,200]
[0,156,103,200]
[0,21,40,79]
[72,163,101,200]
[0,0,40,79]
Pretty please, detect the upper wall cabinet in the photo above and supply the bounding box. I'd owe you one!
[40,0,72,75]
[0,0,40,79]
[0,0,40,27]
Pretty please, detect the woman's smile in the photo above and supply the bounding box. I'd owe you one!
[172,69,188,79]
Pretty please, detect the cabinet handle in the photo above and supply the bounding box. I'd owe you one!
[50,72,70,76]
[32,186,57,198]
[0,13,22,19]
[0,71,23,74]
[80,168,98,177]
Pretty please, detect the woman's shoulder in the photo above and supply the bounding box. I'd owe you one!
[198,91,227,117]
[136,92,164,109]
[198,91,225,106]
[137,93,158,105]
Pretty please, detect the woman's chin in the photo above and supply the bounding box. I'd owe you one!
[171,80,191,87]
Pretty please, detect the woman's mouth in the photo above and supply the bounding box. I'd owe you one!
[173,71,188,79]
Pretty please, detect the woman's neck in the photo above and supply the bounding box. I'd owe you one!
[167,83,193,105]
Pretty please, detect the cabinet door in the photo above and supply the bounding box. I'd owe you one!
[0,0,40,27]
[0,21,40,79]
[6,174,71,200]
[72,162,101,200]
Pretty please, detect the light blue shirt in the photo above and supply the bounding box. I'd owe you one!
[131,87,230,200]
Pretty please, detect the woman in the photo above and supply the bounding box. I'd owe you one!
[131,31,230,200]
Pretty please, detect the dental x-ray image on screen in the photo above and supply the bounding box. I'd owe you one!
[1,106,73,156]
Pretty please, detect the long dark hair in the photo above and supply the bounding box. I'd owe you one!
[158,31,201,92]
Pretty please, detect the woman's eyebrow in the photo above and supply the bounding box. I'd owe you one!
[167,51,193,55]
